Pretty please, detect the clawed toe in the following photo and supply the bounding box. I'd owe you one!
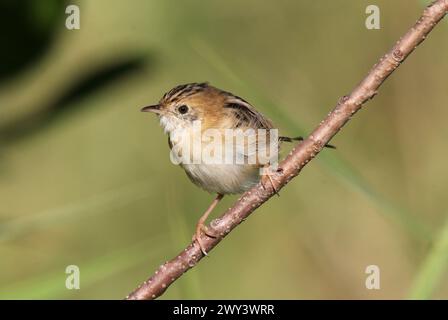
[261,171,280,196]
[193,223,218,256]
[192,193,224,256]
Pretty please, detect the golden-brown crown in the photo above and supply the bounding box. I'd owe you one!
[155,82,273,130]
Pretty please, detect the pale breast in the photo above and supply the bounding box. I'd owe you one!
[166,118,264,194]
[182,162,260,194]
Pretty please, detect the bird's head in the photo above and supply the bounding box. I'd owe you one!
[141,82,229,134]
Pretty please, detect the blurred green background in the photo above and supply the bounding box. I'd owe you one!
[1,0,448,299]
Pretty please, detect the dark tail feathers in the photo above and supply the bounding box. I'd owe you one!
[279,136,336,149]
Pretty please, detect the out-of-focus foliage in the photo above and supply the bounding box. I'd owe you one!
[0,0,66,82]
[1,0,447,299]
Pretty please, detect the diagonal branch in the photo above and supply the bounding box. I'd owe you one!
[126,0,448,300]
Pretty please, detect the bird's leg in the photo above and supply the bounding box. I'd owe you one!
[194,193,224,256]
[261,166,280,196]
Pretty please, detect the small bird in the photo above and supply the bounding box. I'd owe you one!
[141,82,333,255]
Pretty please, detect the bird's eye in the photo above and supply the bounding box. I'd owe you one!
[178,105,189,114]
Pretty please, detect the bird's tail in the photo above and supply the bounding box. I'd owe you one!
[279,136,336,149]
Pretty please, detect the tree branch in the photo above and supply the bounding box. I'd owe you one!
[126,0,448,300]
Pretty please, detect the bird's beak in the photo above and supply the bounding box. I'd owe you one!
[141,104,161,114]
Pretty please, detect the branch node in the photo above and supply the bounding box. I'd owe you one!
[392,49,404,62]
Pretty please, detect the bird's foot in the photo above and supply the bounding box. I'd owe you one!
[261,168,280,196]
[193,222,218,256]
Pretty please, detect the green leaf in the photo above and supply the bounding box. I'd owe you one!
[409,214,448,299]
